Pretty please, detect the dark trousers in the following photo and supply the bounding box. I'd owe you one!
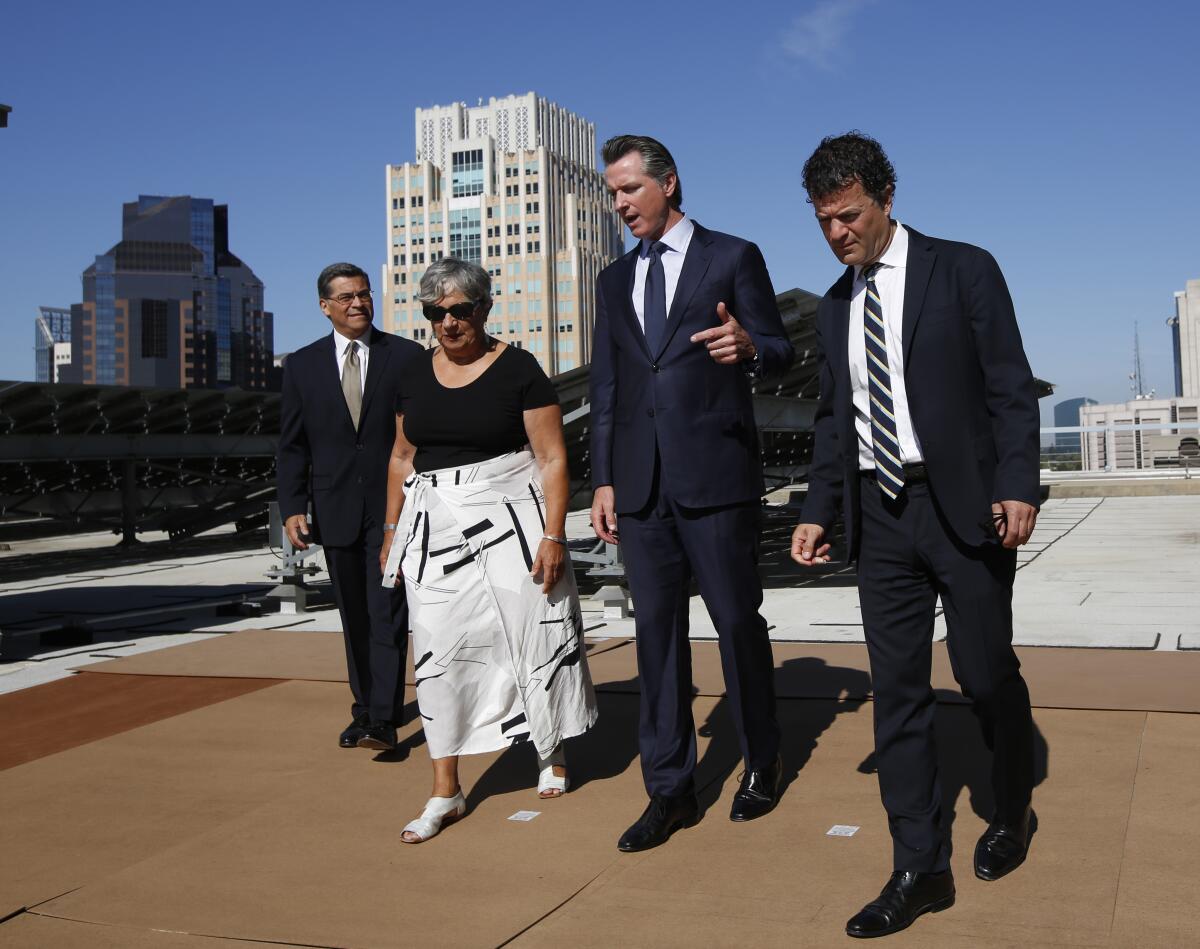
[617,456,780,798]
[324,515,408,725]
[857,475,1035,872]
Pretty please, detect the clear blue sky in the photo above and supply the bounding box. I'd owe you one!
[3,0,1197,417]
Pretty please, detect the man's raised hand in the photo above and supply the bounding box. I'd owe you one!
[690,302,757,365]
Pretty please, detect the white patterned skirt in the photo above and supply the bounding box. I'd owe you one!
[382,449,597,759]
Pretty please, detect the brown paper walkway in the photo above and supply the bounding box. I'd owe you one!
[77,629,1200,714]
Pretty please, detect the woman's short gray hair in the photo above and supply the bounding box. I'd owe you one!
[417,257,492,308]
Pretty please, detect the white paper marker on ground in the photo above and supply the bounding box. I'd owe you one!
[508,810,542,822]
[827,825,860,837]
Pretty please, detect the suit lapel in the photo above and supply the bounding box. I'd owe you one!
[828,268,854,391]
[901,226,935,368]
[654,221,713,360]
[611,249,651,361]
[359,327,389,421]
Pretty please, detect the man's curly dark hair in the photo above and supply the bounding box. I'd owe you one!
[801,131,897,207]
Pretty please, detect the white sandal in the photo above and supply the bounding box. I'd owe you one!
[401,791,466,843]
[536,745,569,799]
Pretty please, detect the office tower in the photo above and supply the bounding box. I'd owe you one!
[61,195,274,389]
[34,306,72,382]
[1169,279,1200,397]
[383,92,623,374]
[1053,396,1097,452]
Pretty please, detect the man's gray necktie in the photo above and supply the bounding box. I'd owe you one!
[342,341,362,430]
[643,240,669,354]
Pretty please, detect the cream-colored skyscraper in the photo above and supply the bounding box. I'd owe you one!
[383,92,623,375]
[1169,278,1200,398]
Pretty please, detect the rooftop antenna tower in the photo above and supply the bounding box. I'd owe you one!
[1130,322,1155,400]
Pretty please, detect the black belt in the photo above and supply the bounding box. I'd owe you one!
[860,463,929,484]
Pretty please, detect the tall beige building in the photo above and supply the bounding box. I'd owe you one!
[1169,278,1200,397]
[383,92,623,374]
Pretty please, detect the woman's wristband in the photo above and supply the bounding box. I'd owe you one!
[542,533,567,545]
[383,523,398,532]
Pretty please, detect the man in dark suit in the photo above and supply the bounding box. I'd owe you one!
[791,133,1040,939]
[277,262,424,751]
[589,135,795,852]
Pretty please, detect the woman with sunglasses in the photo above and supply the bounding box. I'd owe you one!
[380,257,597,844]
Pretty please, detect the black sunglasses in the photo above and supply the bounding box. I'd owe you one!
[422,301,478,323]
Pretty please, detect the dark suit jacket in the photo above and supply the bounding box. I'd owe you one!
[589,221,794,514]
[802,226,1040,558]
[277,327,424,547]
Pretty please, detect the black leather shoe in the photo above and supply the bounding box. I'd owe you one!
[729,754,782,822]
[357,721,397,751]
[617,793,700,853]
[339,714,370,748]
[846,869,955,939]
[975,807,1037,881]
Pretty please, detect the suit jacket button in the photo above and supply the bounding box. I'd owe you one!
[651,364,660,373]
[647,408,655,417]
[355,444,363,451]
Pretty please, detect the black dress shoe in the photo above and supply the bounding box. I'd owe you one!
[975,807,1037,881]
[617,793,700,853]
[357,721,397,751]
[846,869,955,939]
[339,714,370,748]
[729,754,782,822]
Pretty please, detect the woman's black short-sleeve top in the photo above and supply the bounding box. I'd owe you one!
[395,345,559,472]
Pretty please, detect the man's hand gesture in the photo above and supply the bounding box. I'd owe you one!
[690,302,757,365]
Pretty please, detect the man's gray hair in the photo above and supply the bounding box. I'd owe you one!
[601,134,683,210]
[417,257,492,307]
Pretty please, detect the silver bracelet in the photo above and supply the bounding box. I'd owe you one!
[542,533,567,545]
[383,523,398,532]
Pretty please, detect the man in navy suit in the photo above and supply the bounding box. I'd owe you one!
[791,133,1040,938]
[277,263,424,751]
[589,135,794,852]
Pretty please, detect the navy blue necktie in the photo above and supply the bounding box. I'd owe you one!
[863,264,905,498]
[642,240,669,354]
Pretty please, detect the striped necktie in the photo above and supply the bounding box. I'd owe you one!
[863,264,905,499]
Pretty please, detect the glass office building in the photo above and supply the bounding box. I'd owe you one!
[34,306,72,382]
[62,195,275,390]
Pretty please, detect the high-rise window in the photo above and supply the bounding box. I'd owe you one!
[141,299,168,358]
[451,149,484,197]
[449,208,482,264]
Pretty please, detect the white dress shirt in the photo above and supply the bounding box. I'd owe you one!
[631,215,695,329]
[332,328,369,396]
[848,222,924,471]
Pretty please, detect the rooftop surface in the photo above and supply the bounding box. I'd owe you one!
[1,495,1198,946]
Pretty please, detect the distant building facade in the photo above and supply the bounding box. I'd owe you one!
[1079,396,1200,471]
[382,92,623,375]
[61,195,274,390]
[1052,396,1098,452]
[34,306,72,382]
[1168,278,1200,397]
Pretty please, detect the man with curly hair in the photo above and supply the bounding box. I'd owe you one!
[792,133,1041,939]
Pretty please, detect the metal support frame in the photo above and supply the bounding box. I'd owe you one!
[264,502,323,613]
